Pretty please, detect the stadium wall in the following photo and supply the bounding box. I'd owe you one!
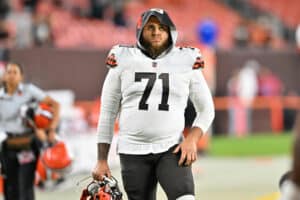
[9,47,109,101]
[7,47,300,134]
[214,48,300,134]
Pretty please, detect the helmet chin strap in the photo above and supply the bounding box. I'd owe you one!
[176,195,195,200]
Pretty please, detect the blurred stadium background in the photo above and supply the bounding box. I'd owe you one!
[1,0,300,199]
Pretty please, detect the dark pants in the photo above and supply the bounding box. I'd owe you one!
[1,138,41,200]
[119,145,195,200]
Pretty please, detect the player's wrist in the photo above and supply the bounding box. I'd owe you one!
[48,127,55,132]
[189,127,203,139]
[97,159,108,164]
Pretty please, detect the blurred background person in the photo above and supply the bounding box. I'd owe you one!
[0,62,59,200]
[32,12,52,47]
[5,0,33,48]
[258,66,284,97]
[233,19,250,48]
[237,60,259,135]
[228,59,259,136]
[257,66,285,132]
[227,69,241,136]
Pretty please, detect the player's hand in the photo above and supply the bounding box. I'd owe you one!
[173,127,203,166]
[173,137,198,166]
[92,160,111,181]
[47,129,57,144]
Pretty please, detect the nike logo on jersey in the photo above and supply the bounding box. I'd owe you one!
[152,62,157,68]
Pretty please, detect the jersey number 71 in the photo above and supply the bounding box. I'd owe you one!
[135,72,169,111]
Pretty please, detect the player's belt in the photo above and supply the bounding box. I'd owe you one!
[5,132,33,150]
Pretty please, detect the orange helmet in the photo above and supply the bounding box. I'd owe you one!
[35,158,61,184]
[41,141,72,171]
[35,141,72,184]
[34,103,53,129]
[80,176,122,200]
[20,102,53,129]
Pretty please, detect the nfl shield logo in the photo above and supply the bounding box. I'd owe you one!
[152,62,157,68]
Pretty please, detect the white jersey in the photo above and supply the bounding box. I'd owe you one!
[97,45,215,154]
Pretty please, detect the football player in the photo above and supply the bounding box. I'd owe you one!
[281,113,300,200]
[92,8,215,200]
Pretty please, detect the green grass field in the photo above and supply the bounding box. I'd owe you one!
[209,132,294,157]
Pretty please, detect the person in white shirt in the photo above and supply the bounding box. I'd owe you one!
[92,8,215,200]
[0,62,60,200]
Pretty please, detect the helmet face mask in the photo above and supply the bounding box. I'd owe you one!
[80,176,123,200]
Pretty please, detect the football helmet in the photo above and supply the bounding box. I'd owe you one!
[20,102,53,129]
[35,141,72,186]
[34,103,53,129]
[80,176,122,200]
[41,141,72,171]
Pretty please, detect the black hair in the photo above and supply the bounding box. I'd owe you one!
[2,62,25,92]
[5,61,24,74]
